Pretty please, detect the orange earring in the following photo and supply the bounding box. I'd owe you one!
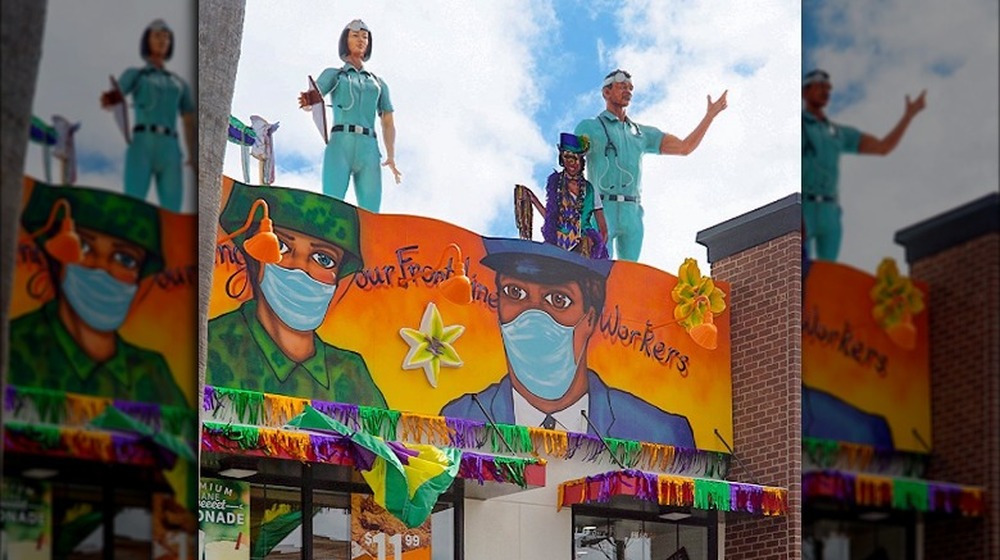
[31,198,82,264]
[218,199,282,264]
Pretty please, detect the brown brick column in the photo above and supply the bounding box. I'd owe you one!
[697,194,802,559]
[896,193,999,559]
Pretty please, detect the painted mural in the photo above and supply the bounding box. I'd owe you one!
[4,177,199,544]
[802,259,931,452]
[208,177,732,452]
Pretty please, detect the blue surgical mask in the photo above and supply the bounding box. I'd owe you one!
[61,264,138,332]
[500,309,587,401]
[259,263,336,332]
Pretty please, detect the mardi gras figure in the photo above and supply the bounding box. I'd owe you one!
[441,238,694,447]
[8,183,187,406]
[299,19,400,212]
[575,69,727,261]
[101,19,195,212]
[208,181,387,405]
[540,133,609,259]
[802,69,925,261]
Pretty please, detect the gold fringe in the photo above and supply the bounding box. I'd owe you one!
[265,395,308,427]
[65,394,112,426]
[399,413,451,445]
[259,427,311,461]
[528,428,568,458]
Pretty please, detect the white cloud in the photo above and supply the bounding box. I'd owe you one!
[809,0,999,272]
[226,0,802,275]
[26,0,197,212]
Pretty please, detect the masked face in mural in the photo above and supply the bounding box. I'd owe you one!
[59,227,146,332]
[496,273,597,401]
[253,226,345,332]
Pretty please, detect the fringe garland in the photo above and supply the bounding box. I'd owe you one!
[803,470,983,516]
[265,395,309,426]
[4,422,162,466]
[66,394,112,426]
[694,479,731,511]
[200,422,541,489]
[359,406,400,441]
[558,470,783,515]
[802,437,928,478]
[200,386,731,478]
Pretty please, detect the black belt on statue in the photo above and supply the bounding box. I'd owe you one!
[601,194,640,203]
[804,194,837,203]
[332,124,377,139]
[133,124,177,137]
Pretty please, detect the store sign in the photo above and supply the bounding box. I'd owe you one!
[198,478,250,560]
[207,178,733,452]
[0,478,52,560]
[803,260,931,452]
[351,494,431,560]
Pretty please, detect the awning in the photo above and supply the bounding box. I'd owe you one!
[201,420,546,492]
[804,469,985,517]
[558,469,787,516]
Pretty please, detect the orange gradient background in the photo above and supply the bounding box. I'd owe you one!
[803,260,931,452]
[209,178,733,452]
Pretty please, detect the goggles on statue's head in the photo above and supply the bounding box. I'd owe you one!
[803,69,830,87]
[602,69,632,87]
[345,19,369,32]
[148,18,171,32]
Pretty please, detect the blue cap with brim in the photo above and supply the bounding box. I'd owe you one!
[479,237,612,284]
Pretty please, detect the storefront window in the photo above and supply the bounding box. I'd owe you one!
[573,510,710,560]
[804,517,911,560]
[250,484,302,559]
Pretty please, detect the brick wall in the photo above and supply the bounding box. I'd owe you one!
[913,233,999,559]
[711,232,802,559]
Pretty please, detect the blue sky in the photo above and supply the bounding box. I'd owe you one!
[801,0,998,271]
[224,0,801,273]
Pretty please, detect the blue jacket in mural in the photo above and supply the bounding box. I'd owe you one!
[441,370,696,448]
[802,385,894,449]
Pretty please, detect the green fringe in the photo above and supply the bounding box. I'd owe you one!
[893,479,928,512]
[214,387,265,425]
[694,479,731,510]
[492,456,530,488]
[18,386,68,425]
[358,407,400,440]
[490,424,533,454]
[161,406,196,440]
[7,422,63,448]
[604,438,642,467]
[802,437,840,466]
[205,421,261,450]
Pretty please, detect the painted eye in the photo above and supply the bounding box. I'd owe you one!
[545,292,573,310]
[502,284,527,301]
[113,251,139,270]
[80,240,93,255]
[311,251,338,270]
[278,239,290,255]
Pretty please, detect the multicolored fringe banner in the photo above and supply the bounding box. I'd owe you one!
[4,422,161,466]
[557,470,787,517]
[803,470,985,517]
[802,437,927,478]
[201,421,545,491]
[203,385,729,478]
[5,385,195,439]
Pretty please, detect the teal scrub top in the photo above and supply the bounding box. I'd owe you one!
[575,111,664,198]
[119,64,195,128]
[316,64,394,129]
[802,110,862,198]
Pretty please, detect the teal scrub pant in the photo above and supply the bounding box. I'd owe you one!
[323,132,382,212]
[604,201,644,261]
[124,132,184,212]
[803,200,842,261]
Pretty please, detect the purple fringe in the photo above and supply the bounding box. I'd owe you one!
[446,417,486,448]
[731,482,764,514]
[202,386,216,412]
[113,400,161,429]
[4,385,17,412]
[459,452,488,485]
[310,401,360,430]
